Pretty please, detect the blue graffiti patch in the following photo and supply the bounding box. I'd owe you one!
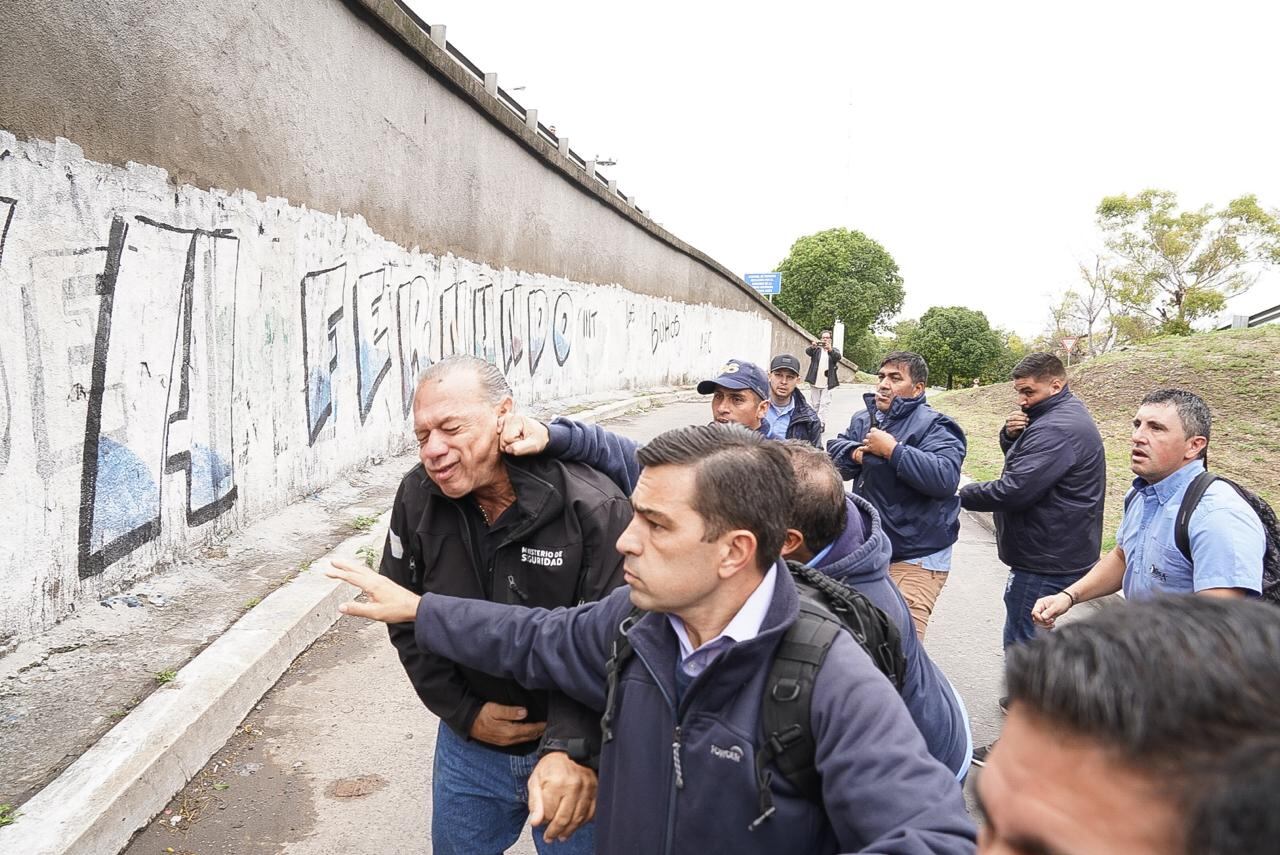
[189,443,234,509]
[91,436,159,552]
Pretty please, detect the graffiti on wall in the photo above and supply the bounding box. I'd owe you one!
[0,198,13,473]
[78,215,240,577]
[0,137,772,641]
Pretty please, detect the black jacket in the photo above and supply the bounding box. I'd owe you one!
[381,454,631,754]
[783,388,824,445]
[804,344,842,389]
[959,387,1106,575]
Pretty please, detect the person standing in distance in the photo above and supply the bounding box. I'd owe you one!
[804,330,841,425]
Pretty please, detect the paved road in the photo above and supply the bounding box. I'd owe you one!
[123,385,1008,854]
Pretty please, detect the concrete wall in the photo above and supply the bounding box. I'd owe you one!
[0,0,828,639]
[0,135,771,640]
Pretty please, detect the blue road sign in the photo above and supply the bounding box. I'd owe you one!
[745,272,782,295]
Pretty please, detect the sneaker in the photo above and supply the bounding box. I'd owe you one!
[971,743,996,768]
[998,696,1009,715]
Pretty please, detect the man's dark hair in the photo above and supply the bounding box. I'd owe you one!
[775,441,847,554]
[1010,352,1066,381]
[1005,597,1280,854]
[1140,388,1211,460]
[637,424,794,570]
[879,351,929,387]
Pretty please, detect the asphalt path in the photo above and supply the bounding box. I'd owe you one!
[123,385,1011,854]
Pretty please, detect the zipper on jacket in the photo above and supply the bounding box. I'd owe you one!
[506,574,530,601]
[630,642,682,855]
[671,725,684,790]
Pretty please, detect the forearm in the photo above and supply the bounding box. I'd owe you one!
[547,418,641,494]
[416,590,624,711]
[1065,548,1125,603]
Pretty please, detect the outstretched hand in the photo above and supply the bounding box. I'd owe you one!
[326,559,421,624]
[498,414,551,456]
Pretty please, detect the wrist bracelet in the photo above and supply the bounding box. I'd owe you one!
[1063,589,1079,607]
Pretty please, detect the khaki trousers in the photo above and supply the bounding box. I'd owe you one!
[888,561,949,641]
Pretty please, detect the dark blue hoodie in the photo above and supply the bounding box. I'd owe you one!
[812,494,972,778]
[827,393,966,561]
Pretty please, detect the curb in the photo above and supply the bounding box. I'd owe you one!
[0,387,689,855]
[0,516,389,855]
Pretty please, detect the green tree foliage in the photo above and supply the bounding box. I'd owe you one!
[774,228,905,349]
[1096,190,1280,334]
[982,330,1030,384]
[844,329,888,372]
[898,306,1004,389]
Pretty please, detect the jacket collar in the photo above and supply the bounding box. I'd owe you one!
[813,494,893,584]
[1133,458,1206,505]
[789,388,818,424]
[861,390,928,425]
[623,559,799,712]
[419,455,563,541]
[1024,385,1074,420]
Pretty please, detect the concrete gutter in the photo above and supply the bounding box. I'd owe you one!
[0,387,691,855]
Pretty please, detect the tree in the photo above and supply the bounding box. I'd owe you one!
[1096,189,1280,334]
[1069,258,1118,357]
[982,330,1030,385]
[774,228,905,350]
[898,306,1004,389]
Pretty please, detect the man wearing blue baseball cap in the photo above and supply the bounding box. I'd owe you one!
[497,359,773,494]
[696,358,771,433]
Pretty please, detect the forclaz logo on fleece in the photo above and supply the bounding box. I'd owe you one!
[521,547,564,567]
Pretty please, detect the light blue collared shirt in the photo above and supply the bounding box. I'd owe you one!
[1118,460,1265,599]
[763,398,795,441]
[900,545,953,572]
[668,565,777,678]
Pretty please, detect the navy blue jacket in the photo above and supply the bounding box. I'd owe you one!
[415,570,977,854]
[958,387,1105,576]
[827,394,966,561]
[813,495,971,777]
[782,388,824,446]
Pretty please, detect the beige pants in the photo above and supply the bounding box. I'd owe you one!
[888,562,949,641]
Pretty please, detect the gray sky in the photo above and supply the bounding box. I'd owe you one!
[407,0,1280,336]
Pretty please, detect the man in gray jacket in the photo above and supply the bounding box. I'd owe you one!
[331,424,976,855]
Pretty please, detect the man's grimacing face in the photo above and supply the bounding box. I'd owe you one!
[412,369,510,497]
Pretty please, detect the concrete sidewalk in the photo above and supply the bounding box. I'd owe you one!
[0,387,698,855]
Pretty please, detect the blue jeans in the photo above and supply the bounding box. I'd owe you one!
[1003,569,1084,649]
[432,721,596,855]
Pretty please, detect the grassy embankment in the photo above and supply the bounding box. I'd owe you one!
[932,325,1280,551]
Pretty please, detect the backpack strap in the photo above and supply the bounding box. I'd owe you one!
[750,604,841,830]
[1123,488,1138,513]
[600,606,645,745]
[1174,471,1219,563]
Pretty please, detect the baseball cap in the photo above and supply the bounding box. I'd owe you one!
[770,354,801,375]
[696,359,770,400]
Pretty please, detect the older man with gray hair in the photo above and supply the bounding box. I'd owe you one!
[377,355,632,852]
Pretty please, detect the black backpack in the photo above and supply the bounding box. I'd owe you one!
[1124,471,1280,604]
[599,560,907,830]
